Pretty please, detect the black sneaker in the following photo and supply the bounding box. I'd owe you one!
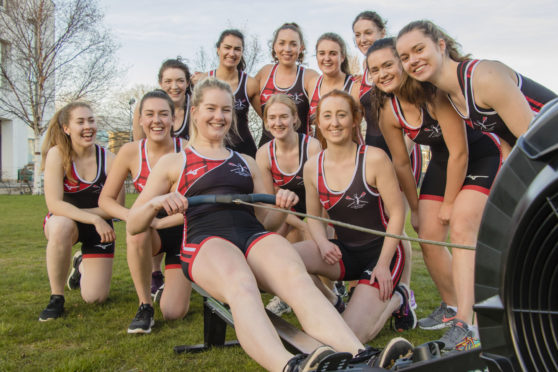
[283,346,352,372]
[350,345,381,365]
[128,303,155,334]
[333,295,346,314]
[67,251,82,290]
[391,284,417,332]
[370,337,414,369]
[39,295,65,322]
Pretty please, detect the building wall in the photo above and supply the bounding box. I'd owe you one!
[0,116,35,180]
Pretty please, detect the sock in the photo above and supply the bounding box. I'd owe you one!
[448,305,457,312]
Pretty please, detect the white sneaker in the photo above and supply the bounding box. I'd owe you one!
[265,296,292,316]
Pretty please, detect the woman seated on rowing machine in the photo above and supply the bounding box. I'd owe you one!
[127,77,371,372]
[294,90,414,343]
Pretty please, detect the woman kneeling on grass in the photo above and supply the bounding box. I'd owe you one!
[39,102,123,321]
[127,77,372,371]
[294,90,415,343]
[99,90,192,334]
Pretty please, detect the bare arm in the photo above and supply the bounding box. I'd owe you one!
[99,143,135,221]
[366,147,405,301]
[303,156,342,264]
[303,68,320,96]
[475,61,533,139]
[127,153,185,235]
[430,93,468,224]
[379,106,419,228]
[132,104,145,141]
[255,64,273,91]
[44,146,115,242]
[244,154,298,231]
[247,75,263,118]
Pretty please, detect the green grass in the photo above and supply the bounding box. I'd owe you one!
[0,195,444,371]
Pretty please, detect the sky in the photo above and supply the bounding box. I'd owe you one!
[98,0,558,93]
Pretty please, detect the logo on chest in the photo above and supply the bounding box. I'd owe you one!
[229,162,251,177]
[345,192,368,209]
[474,116,497,132]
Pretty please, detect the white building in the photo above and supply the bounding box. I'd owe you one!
[0,0,54,182]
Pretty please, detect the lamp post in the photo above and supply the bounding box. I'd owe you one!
[128,98,136,142]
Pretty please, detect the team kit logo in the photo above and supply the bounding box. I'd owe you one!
[345,192,368,209]
[423,124,442,138]
[475,116,497,131]
[229,162,251,177]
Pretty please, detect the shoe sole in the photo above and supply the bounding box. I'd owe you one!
[374,337,414,368]
[127,319,155,334]
[418,320,454,330]
[67,251,82,290]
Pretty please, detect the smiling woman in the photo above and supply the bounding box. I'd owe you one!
[396,20,557,158]
[255,23,319,146]
[190,29,262,157]
[126,77,367,371]
[38,102,123,322]
[99,90,191,334]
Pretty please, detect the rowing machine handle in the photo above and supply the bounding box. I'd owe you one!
[187,194,276,207]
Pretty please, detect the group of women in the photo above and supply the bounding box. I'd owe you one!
[37,9,556,372]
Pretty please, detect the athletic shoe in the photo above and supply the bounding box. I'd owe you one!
[153,283,164,303]
[455,336,481,351]
[438,319,473,350]
[128,303,155,334]
[283,346,351,372]
[391,284,417,332]
[333,281,348,300]
[38,295,65,322]
[333,295,346,314]
[150,271,164,298]
[350,345,381,365]
[370,337,414,368]
[67,251,82,290]
[418,302,457,330]
[266,296,292,316]
[409,288,417,310]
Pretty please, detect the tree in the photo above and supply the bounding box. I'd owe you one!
[0,0,120,194]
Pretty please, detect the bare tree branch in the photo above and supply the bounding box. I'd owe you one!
[0,0,121,193]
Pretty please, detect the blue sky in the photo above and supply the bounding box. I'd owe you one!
[99,0,558,92]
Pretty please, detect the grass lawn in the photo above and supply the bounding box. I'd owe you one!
[0,194,445,371]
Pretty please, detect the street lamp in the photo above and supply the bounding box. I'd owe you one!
[128,98,136,142]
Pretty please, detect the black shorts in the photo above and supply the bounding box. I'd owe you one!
[420,134,501,201]
[155,224,183,269]
[332,238,404,292]
[43,213,115,258]
[180,209,276,283]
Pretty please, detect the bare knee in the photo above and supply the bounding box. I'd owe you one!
[47,218,76,246]
[223,272,260,305]
[126,232,149,251]
[162,303,189,320]
[82,291,109,304]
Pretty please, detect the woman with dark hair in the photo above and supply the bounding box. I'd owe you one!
[255,22,318,146]
[294,89,411,343]
[367,37,502,350]
[127,77,367,371]
[351,11,418,311]
[351,11,422,184]
[191,29,261,157]
[308,33,361,145]
[132,58,193,296]
[396,20,557,158]
[133,58,193,140]
[99,90,191,334]
[39,102,122,321]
